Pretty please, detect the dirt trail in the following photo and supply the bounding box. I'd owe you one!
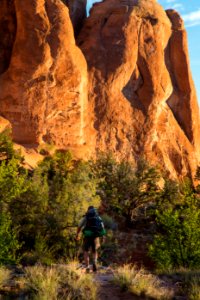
[95,272,140,300]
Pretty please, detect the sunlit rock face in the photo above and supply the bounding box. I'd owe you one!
[78,0,200,178]
[0,0,200,178]
[0,0,91,157]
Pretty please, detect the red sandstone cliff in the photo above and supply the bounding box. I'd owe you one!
[0,0,199,178]
[0,0,90,155]
[78,0,200,178]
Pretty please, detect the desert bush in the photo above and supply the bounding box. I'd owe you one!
[101,214,117,230]
[149,180,200,270]
[0,213,21,265]
[0,129,20,161]
[0,267,11,289]
[9,151,100,262]
[91,154,161,225]
[113,264,173,299]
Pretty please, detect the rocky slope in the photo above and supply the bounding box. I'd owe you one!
[0,0,199,178]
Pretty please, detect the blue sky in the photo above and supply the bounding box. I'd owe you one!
[159,0,200,103]
[87,0,200,103]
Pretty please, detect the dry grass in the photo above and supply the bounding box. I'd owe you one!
[113,264,174,299]
[189,277,200,300]
[60,261,98,300]
[25,265,60,300]
[24,262,98,300]
[152,268,200,299]
[0,267,11,289]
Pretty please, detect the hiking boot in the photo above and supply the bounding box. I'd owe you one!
[86,266,90,273]
[92,263,97,272]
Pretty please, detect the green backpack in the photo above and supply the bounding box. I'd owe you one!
[83,209,106,237]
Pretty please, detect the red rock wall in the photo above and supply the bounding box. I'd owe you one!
[0,0,90,156]
[78,0,200,178]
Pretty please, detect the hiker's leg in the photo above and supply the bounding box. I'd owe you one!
[92,250,98,264]
[84,251,90,267]
[83,238,90,267]
[92,238,100,272]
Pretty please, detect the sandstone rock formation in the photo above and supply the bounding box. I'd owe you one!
[78,0,200,178]
[0,0,199,179]
[0,0,90,155]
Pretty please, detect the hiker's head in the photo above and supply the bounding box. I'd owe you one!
[87,206,94,212]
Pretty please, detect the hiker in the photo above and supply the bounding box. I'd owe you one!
[75,206,106,272]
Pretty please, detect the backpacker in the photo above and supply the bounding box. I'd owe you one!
[83,208,106,238]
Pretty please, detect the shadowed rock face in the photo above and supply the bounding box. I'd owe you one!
[0,0,16,74]
[0,0,199,178]
[64,0,87,36]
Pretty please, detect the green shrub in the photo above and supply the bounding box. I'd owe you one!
[0,213,21,265]
[149,181,200,270]
[91,154,161,225]
[101,214,117,230]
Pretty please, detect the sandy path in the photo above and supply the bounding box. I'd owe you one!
[95,272,140,300]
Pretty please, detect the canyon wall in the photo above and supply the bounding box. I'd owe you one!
[0,0,91,157]
[0,0,200,178]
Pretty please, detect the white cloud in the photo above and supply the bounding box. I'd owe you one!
[182,9,200,27]
[171,3,184,11]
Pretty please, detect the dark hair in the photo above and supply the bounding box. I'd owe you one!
[88,206,94,211]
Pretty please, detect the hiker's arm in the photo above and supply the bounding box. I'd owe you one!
[75,217,86,240]
[75,227,82,240]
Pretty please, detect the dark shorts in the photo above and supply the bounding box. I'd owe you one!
[83,237,100,253]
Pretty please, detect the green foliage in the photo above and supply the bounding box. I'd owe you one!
[0,129,17,161]
[2,128,200,271]
[9,150,100,261]
[91,154,161,225]
[0,213,21,265]
[149,180,200,270]
[194,166,200,194]
[0,158,27,208]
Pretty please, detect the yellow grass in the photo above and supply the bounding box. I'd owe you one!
[113,264,174,299]
[59,261,98,300]
[25,265,60,300]
[188,277,200,300]
[24,262,98,300]
[0,267,11,289]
